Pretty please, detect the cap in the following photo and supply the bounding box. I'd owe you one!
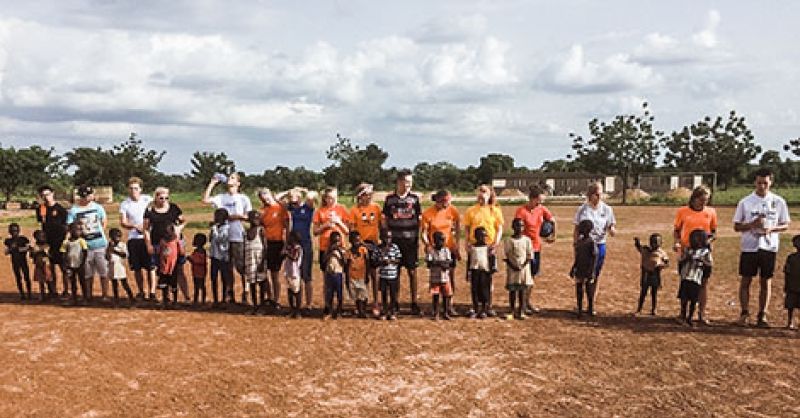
[76,185,94,198]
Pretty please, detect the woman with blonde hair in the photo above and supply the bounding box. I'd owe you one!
[463,184,504,317]
[312,187,350,313]
[144,186,189,302]
[284,187,317,310]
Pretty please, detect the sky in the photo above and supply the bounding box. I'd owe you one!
[0,1,798,174]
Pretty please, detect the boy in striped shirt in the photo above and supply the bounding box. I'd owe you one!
[379,230,402,320]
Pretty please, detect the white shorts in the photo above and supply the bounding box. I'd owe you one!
[84,248,109,278]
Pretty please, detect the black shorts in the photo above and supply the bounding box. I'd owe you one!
[641,269,661,288]
[266,240,284,271]
[785,291,800,309]
[158,271,178,289]
[127,239,153,270]
[739,250,776,279]
[47,244,63,266]
[529,251,541,277]
[394,237,419,269]
[678,280,701,303]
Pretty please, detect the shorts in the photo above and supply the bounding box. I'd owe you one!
[430,281,452,297]
[127,238,153,270]
[529,251,541,277]
[785,291,800,309]
[266,240,284,271]
[230,242,245,275]
[506,283,528,292]
[470,269,492,304]
[739,250,776,279]
[594,243,606,279]
[47,244,64,266]
[84,248,108,278]
[158,271,178,290]
[350,279,369,301]
[286,275,302,293]
[394,237,419,269]
[678,280,701,303]
[640,269,661,289]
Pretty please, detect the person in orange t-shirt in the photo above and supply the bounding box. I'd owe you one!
[313,187,350,271]
[349,183,382,314]
[672,185,717,325]
[420,190,461,310]
[258,188,291,309]
[513,185,555,314]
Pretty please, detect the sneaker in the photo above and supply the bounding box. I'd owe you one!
[697,318,711,326]
[478,311,487,319]
[505,314,515,321]
[442,313,452,321]
[518,314,527,321]
[468,312,478,319]
[388,314,397,321]
[447,308,459,317]
[486,309,497,318]
[736,312,750,327]
[755,314,770,329]
[527,305,541,314]
[410,303,422,316]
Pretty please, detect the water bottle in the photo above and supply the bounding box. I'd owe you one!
[213,173,227,183]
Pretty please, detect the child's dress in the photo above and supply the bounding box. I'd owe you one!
[347,245,369,302]
[158,238,181,289]
[427,246,452,296]
[678,248,712,303]
[571,238,597,282]
[244,227,265,284]
[60,237,88,276]
[504,236,533,291]
[188,250,207,280]
[283,244,303,293]
[109,242,128,280]
[638,246,668,288]
[31,243,53,284]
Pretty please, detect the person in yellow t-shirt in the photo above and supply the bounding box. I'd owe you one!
[462,184,504,317]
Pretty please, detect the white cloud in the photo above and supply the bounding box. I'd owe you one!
[633,10,729,65]
[692,10,721,48]
[412,14,488,44]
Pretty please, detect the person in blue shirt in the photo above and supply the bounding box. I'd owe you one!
[66,185,108,301]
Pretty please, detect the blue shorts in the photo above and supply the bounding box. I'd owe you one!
[594,243,606,279]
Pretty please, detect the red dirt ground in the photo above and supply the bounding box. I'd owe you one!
[1,204,799,417]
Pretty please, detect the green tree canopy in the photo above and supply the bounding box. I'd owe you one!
[324,133,389,191]
[0,145,59,201]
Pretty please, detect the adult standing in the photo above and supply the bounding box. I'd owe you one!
[119,177,154,300]
[35,185,68,297]
[673,185,717,324]
[313,187,350,270]
[286,188,316,309]
[66,185,109,301]
[259,188,290,309]
[349,183,382,316]
[202,173,252,303]
[382,170,423,315]
[514,185,555,314]
[144,187,189,302]
[463,184,504,317]
[572,182,616,314]
[733,168,790,328]
[420,190,461,315]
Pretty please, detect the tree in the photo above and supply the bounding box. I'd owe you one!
[189,151,236,186]
[758,150,796,185]
[663,111,760,190]
[324,133,389,191]
[569,102,663,203]
[0,145,59,201]
[258,166,325,191]
[540,158,580,172]
[413,161,471,191]
[477,153,514,185]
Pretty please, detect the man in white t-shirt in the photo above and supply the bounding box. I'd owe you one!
[119,177,153,300]
[733,168,790,328]
[202,172,252,303]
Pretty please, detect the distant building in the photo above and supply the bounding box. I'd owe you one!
[636,172,717,194]
[492,172,622,196]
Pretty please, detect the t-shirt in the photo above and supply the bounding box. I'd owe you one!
[421,205,461,249]
[463,204,504,245]
[283,244,303,279]
[60,237,88,269]
[673,206,718,248]
[144,204,183,246]
[188,250,207,278]
[637,246,669,273]
[784,252,800,293]
[313,204,350,251]
[289,203,314,244]
[261,203,290,242]
[350,203,382,243]
[36,202,67,246]
[514,204,554,252]
[346,245,369,281]
[378,243,402,281]
[210,193,252,243]
[426,247,452,284]
[382,192,422,240]
[119,195,152,240]
[680,248,712,285]
[467,246,490,271]
[209,224,230,261]
[109,242,128,279]
[733,191,790,253]
[504,236,533,286]
[573,202,616,244]
[66,202,108,250]
[158,238,181,275]
[4,236,30,265]
[324,247,345,274]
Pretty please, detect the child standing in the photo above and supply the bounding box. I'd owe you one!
[282,231,303,318]
[323,231,346,319]
[60,222,88,304]
[188,233,208,307]
[504,218,533,320]
[106,228,135,307]
[31,230,56,300]
[244,210,267,314]
[209,208,232,306]
[378,230,402,320]
[346,230,370,318]
[4,223,31,300]
[783,235,800,330]
[426,231,453,321]
[571,219,597,318]
[678,229,712,326]
[467,227,493,319]
[157,224,183,308]
[634,233,669,316]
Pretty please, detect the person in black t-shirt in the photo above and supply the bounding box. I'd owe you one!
[36,185,68,296]
[4,223,32,300]
[381,169,423,315]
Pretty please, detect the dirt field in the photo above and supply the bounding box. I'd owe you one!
[1,203,799,417]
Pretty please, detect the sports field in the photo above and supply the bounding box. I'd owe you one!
[1,203,799,417]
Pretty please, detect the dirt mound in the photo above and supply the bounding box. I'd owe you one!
[665,187,692,200]
[613,188,650,201]
[499,188,527,198]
